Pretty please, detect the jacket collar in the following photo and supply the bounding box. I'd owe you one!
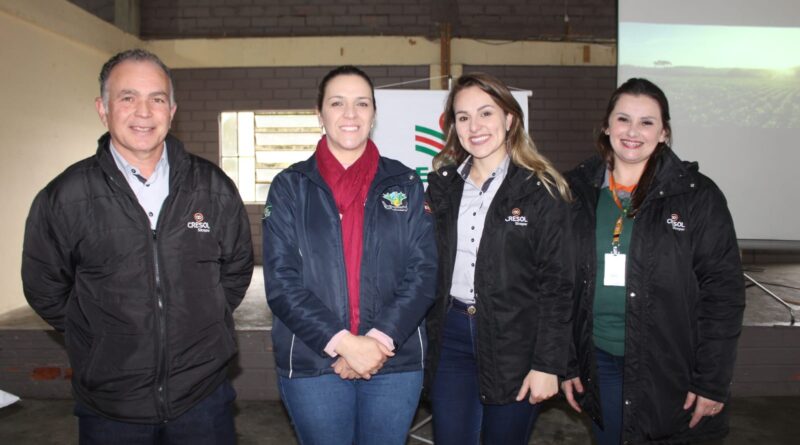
[96,132,190,192]
[289,151,415,192]
[433,160,546,209]
[648,148,698,199]
[572,148,698,201]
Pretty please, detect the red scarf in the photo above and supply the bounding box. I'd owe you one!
[315,136,379,334]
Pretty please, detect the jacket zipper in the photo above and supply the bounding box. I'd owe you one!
[329,171,414,336]
[152,229,169,422]
[362,173,416,332]
[103,171,169,421]
[101,145,183,422]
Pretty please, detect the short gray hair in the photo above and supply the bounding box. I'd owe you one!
[99,49,175,109]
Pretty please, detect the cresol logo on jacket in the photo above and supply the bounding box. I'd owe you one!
[666,213,685,231]
[382,191,408,211]
[505,208,528,226]
[187,212,211,233]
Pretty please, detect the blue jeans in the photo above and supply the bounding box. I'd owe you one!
[429,303,541,445]
[75,379,236,445]
[592,347,624,445]
[278,370,423,445]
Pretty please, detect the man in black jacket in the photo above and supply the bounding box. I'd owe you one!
[21,49,254,444]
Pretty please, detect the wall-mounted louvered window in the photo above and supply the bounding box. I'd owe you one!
[220,110,321,204]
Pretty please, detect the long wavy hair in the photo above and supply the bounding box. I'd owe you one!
[597,78,672,217]
[432,72,571,201]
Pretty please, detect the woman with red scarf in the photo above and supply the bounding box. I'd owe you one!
[263,66,437,445]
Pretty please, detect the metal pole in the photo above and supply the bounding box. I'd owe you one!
[743,272,796,325]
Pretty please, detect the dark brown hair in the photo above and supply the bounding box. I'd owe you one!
[597,78,672,217]
[316,65,376,110]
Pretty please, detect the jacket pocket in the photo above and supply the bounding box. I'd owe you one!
[80,332,156,391]
[168,321,237,394]
[171,321,236,369]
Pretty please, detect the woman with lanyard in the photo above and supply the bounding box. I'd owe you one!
[425,72,574,445]
[562,78,745,444]
[263,65,437,445]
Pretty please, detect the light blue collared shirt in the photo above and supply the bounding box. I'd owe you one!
[109,142,170,230]
[449,155,511,304]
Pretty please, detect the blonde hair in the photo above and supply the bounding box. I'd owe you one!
[432,72,571,201]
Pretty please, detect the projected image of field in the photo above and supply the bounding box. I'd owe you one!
[619,23,800,129]
[618,66,800,128]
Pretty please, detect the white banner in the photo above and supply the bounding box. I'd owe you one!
[372,89,531,184]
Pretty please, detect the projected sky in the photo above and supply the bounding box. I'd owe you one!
[620,23,800,71]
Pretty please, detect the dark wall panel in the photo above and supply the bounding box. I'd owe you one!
[68,0,115,24]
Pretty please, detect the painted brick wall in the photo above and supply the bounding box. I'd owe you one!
[139,0,616,40]
[465,64,617,172]
[170,65,430,265]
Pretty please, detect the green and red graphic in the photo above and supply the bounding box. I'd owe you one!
[415,124,445,157]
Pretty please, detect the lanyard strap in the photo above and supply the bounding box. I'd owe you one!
[608,173,635,255]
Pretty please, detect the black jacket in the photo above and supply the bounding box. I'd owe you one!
[22,133,254,424]
[565,149,745,444]
[425,162,574,404]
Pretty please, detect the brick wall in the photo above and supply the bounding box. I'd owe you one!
[455,0,615,40]
[140,0,616,41]
[141,0,437,38]
[465,65,617,172]
[170,65,430,265]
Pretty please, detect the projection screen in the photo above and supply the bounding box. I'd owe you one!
[618,0,800,246]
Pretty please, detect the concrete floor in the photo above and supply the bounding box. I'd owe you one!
[1,396,798,444]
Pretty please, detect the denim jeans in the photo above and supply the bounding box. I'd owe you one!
[592,347,624,445]
[429,303,541,445]
[278,370,423,445]
[75,379,236,445]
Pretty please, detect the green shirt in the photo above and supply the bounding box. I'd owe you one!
[593,187,634,357]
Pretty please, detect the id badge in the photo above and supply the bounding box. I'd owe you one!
[604,253,626,287]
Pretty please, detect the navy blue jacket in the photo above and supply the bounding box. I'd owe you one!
[262,153,437,378]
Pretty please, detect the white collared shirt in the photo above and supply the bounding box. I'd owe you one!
[109,142,170,230]
[449,155,510,304]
